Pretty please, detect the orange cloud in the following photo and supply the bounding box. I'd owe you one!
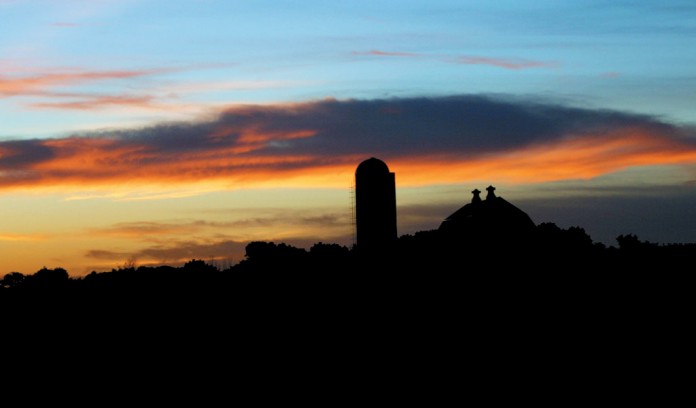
[0,67,190,112]
[0,68,164,96]
[2,96,695,195]
[1,133,336,192]
[1,68,301,112]
[29,95,156,110]
[2,126,696,194]
[393,128,696,185]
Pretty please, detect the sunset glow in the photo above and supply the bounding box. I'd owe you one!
[3,115,695,193]
[1,1,695,275]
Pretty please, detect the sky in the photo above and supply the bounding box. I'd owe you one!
[2,0,696,274]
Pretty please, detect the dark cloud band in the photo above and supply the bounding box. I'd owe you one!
[1,94,693,188]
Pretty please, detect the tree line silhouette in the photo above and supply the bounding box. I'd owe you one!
[6,221,688,384]
[3,222,695,296]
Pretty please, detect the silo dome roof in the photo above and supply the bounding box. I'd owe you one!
[356,157,390,176]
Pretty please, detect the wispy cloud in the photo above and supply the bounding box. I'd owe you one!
[29,94,157,110]
[85,239,246,265]
[89,212,350,240]
[352,50,554,70]
[163,79,307,95]
[352,49,419,57]
[89,221,208,238]
[453,55,555,70]
[51,22,80,27]
[82,211,352,268]
[0,66,204,113]
[2,95,695,193]
[0,233,46,241]
[0,68,168,96]
[1,67,305,112]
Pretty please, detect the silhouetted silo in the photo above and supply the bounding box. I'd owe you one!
[355,157,397,251]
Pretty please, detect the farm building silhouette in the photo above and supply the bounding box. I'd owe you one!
[354,158,535,250]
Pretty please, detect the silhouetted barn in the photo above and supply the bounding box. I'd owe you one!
[439,185,536,246]
[355,157,397,251]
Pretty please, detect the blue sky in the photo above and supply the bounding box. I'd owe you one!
[1,0,696,273]
[3,0,695,138]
